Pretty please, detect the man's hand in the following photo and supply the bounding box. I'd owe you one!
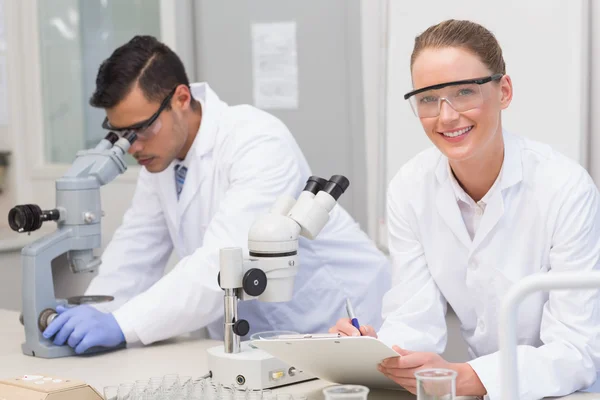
[42,305,125,354]
[378,346,486,396]
[328,318,377,337]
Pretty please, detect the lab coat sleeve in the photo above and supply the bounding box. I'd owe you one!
[377,181,448,353]
[112,122,305,345]
[85,168,173,315]
[468,173,600,400]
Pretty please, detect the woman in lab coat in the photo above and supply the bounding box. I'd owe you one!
[331,19,600,400]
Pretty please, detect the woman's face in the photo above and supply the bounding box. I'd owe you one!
[410,47,512,162]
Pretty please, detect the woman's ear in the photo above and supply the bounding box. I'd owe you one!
[499,74,513,110]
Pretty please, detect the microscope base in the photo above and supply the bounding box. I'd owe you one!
[22,341,126,358]
[207,342,315,389]
[22,341,77,358]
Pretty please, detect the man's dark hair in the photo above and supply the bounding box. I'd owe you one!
[90,35,193,109]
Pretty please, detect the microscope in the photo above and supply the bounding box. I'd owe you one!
[7,131,137,358]
[207,175,349,389]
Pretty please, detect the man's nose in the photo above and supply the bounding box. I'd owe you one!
[128,139,143,155]
[438,99,460,123]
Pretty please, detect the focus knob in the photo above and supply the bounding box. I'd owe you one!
[233,319,250,336]
[243,268,267,297]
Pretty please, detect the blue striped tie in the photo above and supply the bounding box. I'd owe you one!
[174,164,188,200]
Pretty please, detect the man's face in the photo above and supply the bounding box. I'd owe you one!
[105,84,189,172]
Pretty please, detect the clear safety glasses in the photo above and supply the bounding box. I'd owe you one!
[404,73,503,118]
[102,86,176,141]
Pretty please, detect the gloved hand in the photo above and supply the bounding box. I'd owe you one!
[42,305,125,354]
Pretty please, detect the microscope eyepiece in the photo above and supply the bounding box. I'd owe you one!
[8,204,60,233]
[122,130,138,144]
[104,131,120,144]
[303,176,328,195]
[322,175,350,201]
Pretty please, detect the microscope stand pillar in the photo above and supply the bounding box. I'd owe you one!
[21,229,76,358]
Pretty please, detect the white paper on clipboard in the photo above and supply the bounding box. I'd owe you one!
[252,336,405,390]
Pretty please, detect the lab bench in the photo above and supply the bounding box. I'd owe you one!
[0,309,594,400]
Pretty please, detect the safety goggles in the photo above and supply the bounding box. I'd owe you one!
[404,74,503,118]
[102,86,177,140]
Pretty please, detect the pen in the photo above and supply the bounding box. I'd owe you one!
[345,298,362,335]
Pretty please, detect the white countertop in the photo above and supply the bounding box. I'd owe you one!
[0,309,595,399]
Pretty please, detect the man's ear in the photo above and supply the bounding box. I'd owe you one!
[174,84,192,110]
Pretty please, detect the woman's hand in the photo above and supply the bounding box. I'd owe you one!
[328,318,377,337]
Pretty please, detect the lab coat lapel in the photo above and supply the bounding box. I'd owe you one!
[435,158,472,249]
[177,84,226,222]
[470,191,504,252]
[157,163,178,230]
[470,131,523,254]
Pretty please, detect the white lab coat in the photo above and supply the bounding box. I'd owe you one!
[377,131,600,400]
[86,83,390,345]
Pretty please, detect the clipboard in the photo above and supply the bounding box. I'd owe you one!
[251,334,404,390]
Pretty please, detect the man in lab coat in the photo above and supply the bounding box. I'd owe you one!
[42,35,390,353]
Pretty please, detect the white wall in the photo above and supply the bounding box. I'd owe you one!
[360,0,388,246]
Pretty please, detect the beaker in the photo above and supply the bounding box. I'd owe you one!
[116,382,135,400]
[322,385,369,400]
[103,385,118,400]
[247,389,265,400]
[188,378,206,400]
[161,374,180,394]
[415,368,457,400]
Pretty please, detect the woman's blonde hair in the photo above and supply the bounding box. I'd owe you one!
[410,19,506,75]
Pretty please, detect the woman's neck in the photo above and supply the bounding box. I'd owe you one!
[449,130,505,202]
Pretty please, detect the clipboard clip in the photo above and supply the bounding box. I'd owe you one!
[275,333,342,339]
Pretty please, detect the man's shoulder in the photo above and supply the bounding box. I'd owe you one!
[213,104,293,153]
[223,104,289,135]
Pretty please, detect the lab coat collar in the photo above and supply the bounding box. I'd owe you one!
[184,82,223,159]
[434,129,523,250]
[176,83,227,220]
[156,83,227,232]
[499,130,523,190]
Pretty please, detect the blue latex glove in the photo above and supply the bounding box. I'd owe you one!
[42,305,125,354]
